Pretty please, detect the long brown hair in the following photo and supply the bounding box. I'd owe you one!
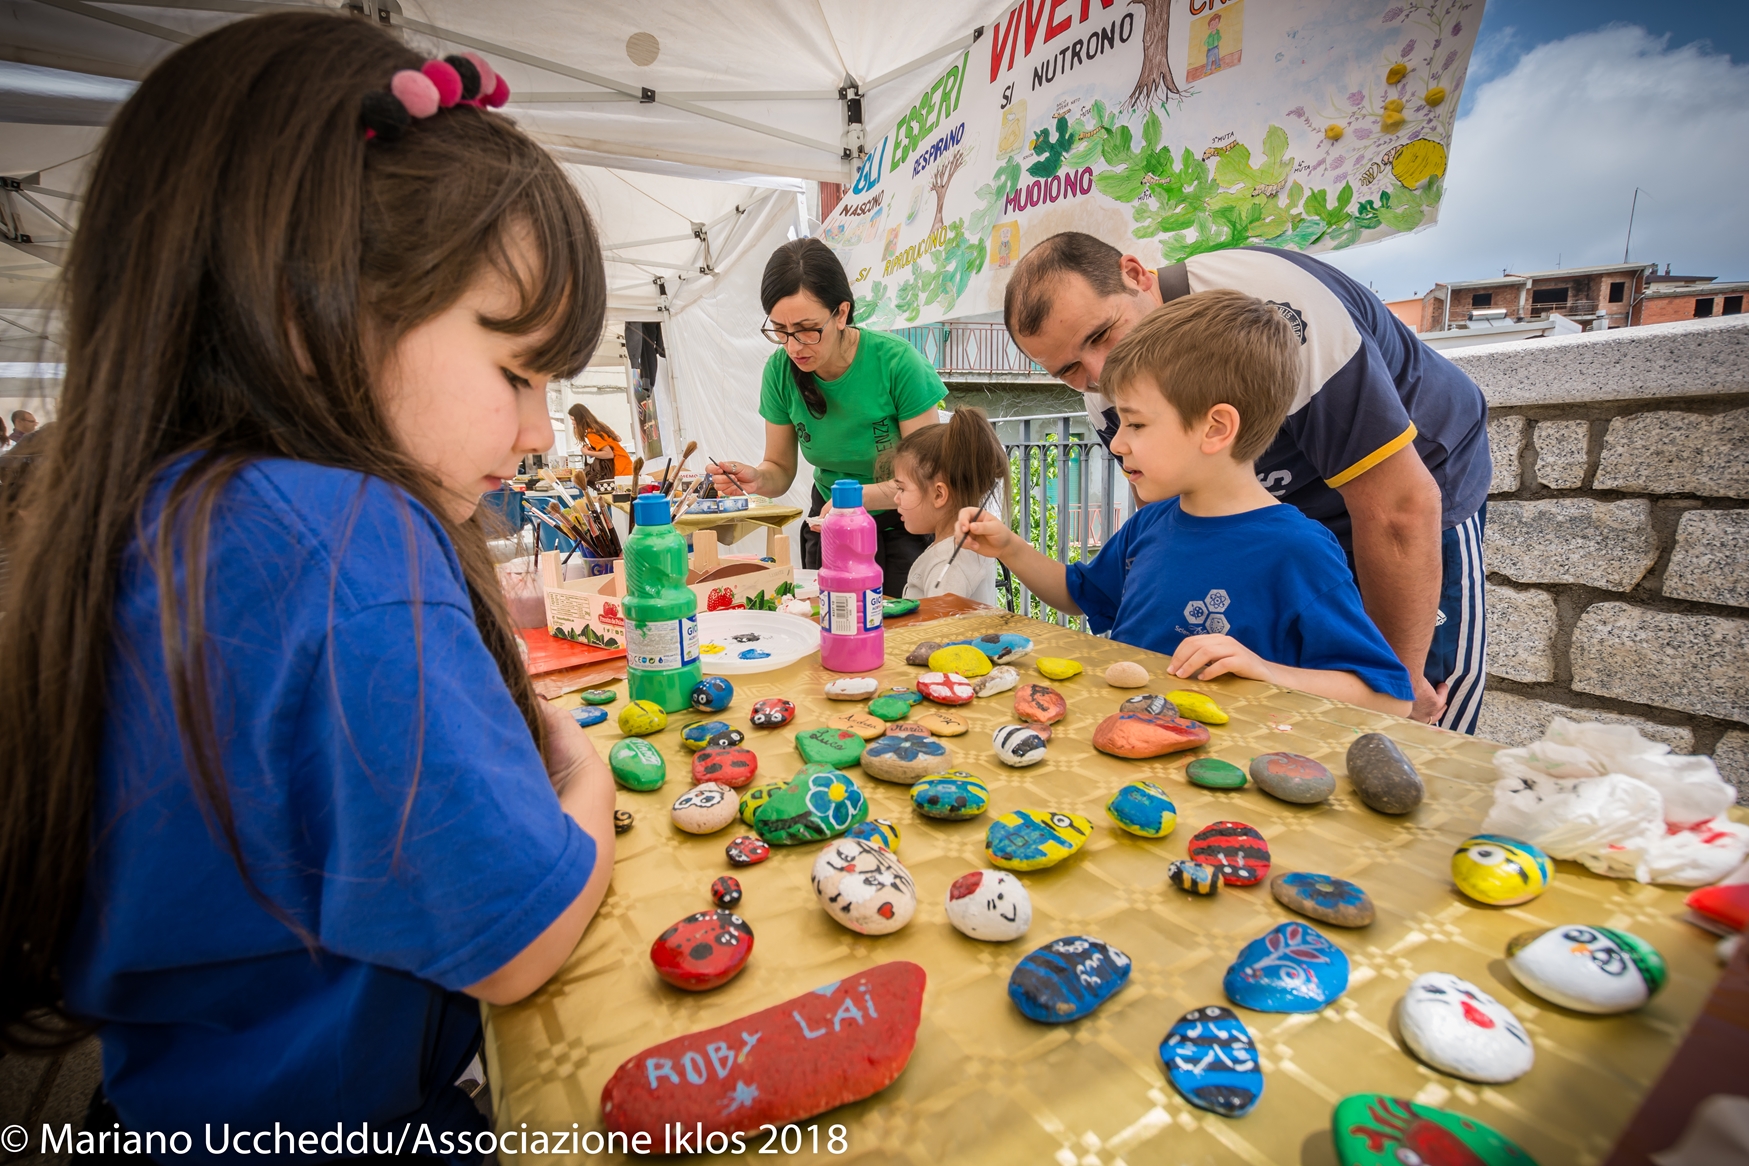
[568,402,620,444]
[0,12,604,1048]
[883,407,1011,517]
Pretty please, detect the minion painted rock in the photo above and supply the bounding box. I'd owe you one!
[1451,834,1551,906]
[1105,781,1178,838]
[848,817,902,852]
[1505,925,1667,1014]
[681,720,733,751]
[911,773,990,820]
[986,809,1093,872]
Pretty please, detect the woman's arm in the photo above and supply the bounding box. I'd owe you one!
[709,421,799,499]
[858,408,940,510]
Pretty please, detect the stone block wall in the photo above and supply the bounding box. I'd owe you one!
[1447,316,1749,803]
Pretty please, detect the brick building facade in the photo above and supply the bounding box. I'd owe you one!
[1421,263,1654,333]
[1642,278,1748,326]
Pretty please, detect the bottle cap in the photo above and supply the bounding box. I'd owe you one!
[632,494,671,526]
[830,478,863,510]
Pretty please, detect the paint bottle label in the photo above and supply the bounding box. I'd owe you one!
[822,591,860,636]
[863,588,884,631]
[628,616,700,670]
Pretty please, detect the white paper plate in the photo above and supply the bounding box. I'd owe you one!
[697,609,821,674]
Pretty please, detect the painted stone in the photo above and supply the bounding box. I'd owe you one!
[1187,757,1248,789]
[1106,781,1179,838]
[614,809,634,834]
[682,720,733,751]
[916,671,976,705]
[711,875,744,909]
[692,746,758,789]
[1346,733,1426,815]
[738,782,782,825]
[650,909,753,991]
[706,728,745,750]
[1505,925,1667,1014]
[571,704,609,728]
[1036,657,1084,680]
[882,597,919,617]
[1399,972,1535,1083]
[911,773,990,820]
[992,723,1049,767]
[725,835,770,866]
[1013,683,1068,724]
[971,665,1020,697]
[944,869,1032,941]
[749,698,796,729]
[927,644,993,677]
[1026,721,1055,741]
[1223,921,1350,1013]
[752,769,870,846]
[867,694,915,722]
[581,689,619,705]
[1188,822,1270,886]
[1270,873,1375,928]
[1249,752,1337,805]
[949,632,1033,663]
[913,708,968,737]
[886,722,930,736]
[824,677,880,701]
[904,640,943,666]
[609,738,667,791]
[1163,1006,1262,1118]
[1120,693,1171,716]
[690,676,734,713]
[1166,690,1229,725]
[1168,859,1221,895]
[1009,936,1131,1022]
[986,809,1093,871]
[1331,1095,1538,1166]
[794,727,865,768]
[812,837,918,935]
[618,699,668,736]
[826,710,889,740]
[671,782,740,834]
[1092,711,1210,759]
[847,817,901,851]
[1451,834,1551,906]
[1105,661,1149,688]
[885,687,926,705]
[860,732,950,785]
[598,961,926,1139]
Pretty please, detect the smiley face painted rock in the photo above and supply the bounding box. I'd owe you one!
[752,769,870,846]
[749,698,795,729]
[671,782,740,834]
[1505,925,1667,1014]
[618,699,668,736]
[811,837,918,935]
[911,773,990,820]
[1092,711,1210,758]
[650,909,753,991]
[944,869,1031,941]
[860,732,950,785]
[571,704,608,728]
[1451,834,1551,906]
[916,671,976,705]
[690,675,734,713]
[1009,936,1131,1022]
[1013,683,1068,724]
[1331,1095,1537,1166]
[1106,781,1178,838]
[681,720,733,751]
[992,723,1048,767]
[691,745,758,788]
[848,817,902,852]
[1120,693,1170,716]
[1399,972,1535,1083]
[794,727,865,768]
[1188,822,1270,886]
[1223,922,1349,1013]
[1163,1006,1262,1117]
[609,738,667,791]
[927,644,993,677]
[1168,859,1221,895]
[986,809,1093,871]
[725,835,770,866]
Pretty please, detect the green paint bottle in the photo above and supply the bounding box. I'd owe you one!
[622,494,701,712]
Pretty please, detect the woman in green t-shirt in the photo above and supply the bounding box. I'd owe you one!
[709,238,945,594]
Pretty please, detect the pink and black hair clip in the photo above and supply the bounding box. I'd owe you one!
[361,52,511,141]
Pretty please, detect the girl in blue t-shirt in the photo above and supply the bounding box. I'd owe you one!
[0,13,618,1152]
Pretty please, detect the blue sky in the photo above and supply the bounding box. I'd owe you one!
[1323,0,1749,300]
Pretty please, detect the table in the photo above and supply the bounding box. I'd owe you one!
[611,497,805,551]
[483,611,1734,1165]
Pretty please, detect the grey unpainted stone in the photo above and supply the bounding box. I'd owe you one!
[1488,415,1525,495]
[1663,509,1749,608]
[1592,407,1749,498]
[1484,499,1658,591]
[1534,419,1591,489]
[1713,730,1749,806]
[1485,583,1556,683]
[1570,602,1749,724]
[1476,690,1695,752]
[1450,315,1749,408]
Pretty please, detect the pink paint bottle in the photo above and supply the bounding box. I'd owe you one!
[817,478,884,672]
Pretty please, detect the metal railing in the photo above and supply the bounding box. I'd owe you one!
[894,321,1045,377]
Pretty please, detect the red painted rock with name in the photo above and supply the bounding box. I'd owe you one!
[601,960,927,1139]
[1091,711,1210,759]
[649,909,754,991]
[1013,683,1067,725]
[916,671,976,705]
[693,746,759,788]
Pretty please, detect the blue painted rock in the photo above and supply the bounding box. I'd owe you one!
[944,869,1031,941]
[1106,781,1178,838]
[949,632,1033,662]
[1249,752,1336,804]
[649,909,752,991]
[1345,733,1425,814]
[1013,683,1067,724]
[1168,859,1222,895]
[580,688,618,705]
[911,773,990,820]
[1271,872,1375,928]
[847,817,901,851]
[916,671,976,705]
[681,720,733,751]
[1223,922,1350,1013]
[692,746,758,789]
[748,698,795,728]
[1188,821,1270,886]
[1092,711,1210,758]
[1332,1095,1537,1166]
[571,704,609,728]
[986,809,1092,871]
[710,875,743,909]
[1008,937,1132,1023]
[861,732,950,784]
[992,723,1048,767]
[812,837,918,935]
[1452,834,1551,906]
[690,676,734,713]
[794,727,865,768]
[725,835,770,866]
[609,738,666,791]
[1162,1006,1262,1117]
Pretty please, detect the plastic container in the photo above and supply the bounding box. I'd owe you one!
[622,493,702,711]
[816,478,884,672]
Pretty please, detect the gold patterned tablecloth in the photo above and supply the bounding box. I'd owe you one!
[484,612,1732,1166]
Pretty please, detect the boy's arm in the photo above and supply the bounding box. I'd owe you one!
[1166,634,1412,717]
[953,507,1080,614]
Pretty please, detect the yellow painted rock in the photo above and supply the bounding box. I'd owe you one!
[1452,834,1552,906]
[1036,657,1083,681]
[914,708,969,737]
[1166,690,1229,725]
[927,644,992,678]
[827,710,889,740]
[618,699,668,736]
[738,782,783,825]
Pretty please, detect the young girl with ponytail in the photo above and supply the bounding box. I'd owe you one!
[886,408,1011,605]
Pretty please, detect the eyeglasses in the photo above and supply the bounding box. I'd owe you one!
[761,321,825,346]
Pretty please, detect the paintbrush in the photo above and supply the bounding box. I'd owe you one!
[628,456,645,529]
[664,440,699,496]
[943,493,998,574]
[669,473,706,519]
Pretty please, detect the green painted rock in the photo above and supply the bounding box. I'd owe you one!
[868,694,915,722]
[795,727,865,768]
[580,689,618,705]
[609,738,666,791]
[1331,1095,1537,1166]
[1187,758,1248,789]
[752,769,870,846]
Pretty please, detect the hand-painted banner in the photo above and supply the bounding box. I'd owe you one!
[820,0,1478,329]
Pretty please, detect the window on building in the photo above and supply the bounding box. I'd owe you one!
[1725,296,1744,316]
[1695,298,1716,318]
[1531,287,1570,306]
[1608,281,1625,303]
[1470,292,1493,307]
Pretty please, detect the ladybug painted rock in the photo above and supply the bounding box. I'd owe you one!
[692,746,758,788]
[707,727,745,749]
[749,698,796,729]
[650,910,753,991]
[725,835,771,866]
[690,676,734,713]
[711,876,743,909]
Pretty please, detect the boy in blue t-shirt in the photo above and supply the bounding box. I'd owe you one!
[955,288,1412,714]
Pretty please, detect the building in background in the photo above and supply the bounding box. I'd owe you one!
[1642,272,1748,325]
[1420,262,1655,333]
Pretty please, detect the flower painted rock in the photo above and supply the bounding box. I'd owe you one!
[749,698,795,729]
[949,632,1033,662]
[1271,873,1375,928]
[1013,683,1067,724]
[738,782,782,825]
[1105,781,1178,838]
[1249,752,1336,804]
[867,694,915,722]
[752,769,869,846]
[650,909,753,991]
[1166,690,1229,725]
[971,665,1020,697]
[823,677,879,701]
[986,809,1093,871]
[1346,732,1425,815]
[1163,1006,1261,1117]
[681,720,733,751]
[1505,925,1667,1014]
[1169,859,1221,895]
[794,727,865,768]
[847,817,901,851]
[672,782,740,834]
[571,704,609,728]
[911,773,990,820]
[1186,757,1248,789]
[618,699,668,736]
[614,809,635,834]
[609,738,667,791]
[1223,922,1349,1013]
[1451,834,1551,906]
[826,710,889,740]
[725,835,770,866]
[904,640,943,666]
[1036,657,1083,680]
[1092,711,1210,758]
[1120,693,1171,716]
[690,676,734,713]
[944,869,1031,941]
[1188,822,1270,886]
[1332,1095,1537,1166]
[860,732,950,785]
[1009,937,1131,1022]
[812,837,918,935]
[1105,661,1149,688]
[581,688,618,705]
[692,745,758,788]
[927,644,992,678]
[711,876,743,909]
[598,962,926,1140]
[992,723,1049,767]
[913,708,968,737]
[1399,972,1534,1083]
[916,671,976,705]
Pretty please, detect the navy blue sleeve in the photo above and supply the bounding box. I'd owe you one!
[1065,513,1138,633]
[1289,332,1418,490]
[1284,581,1414,701]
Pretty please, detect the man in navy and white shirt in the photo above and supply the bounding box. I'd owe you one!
[1002,233,1490,733]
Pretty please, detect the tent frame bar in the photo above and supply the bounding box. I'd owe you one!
[515,91,843,104]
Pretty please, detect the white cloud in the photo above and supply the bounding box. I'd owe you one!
[1321,25,1749,300]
